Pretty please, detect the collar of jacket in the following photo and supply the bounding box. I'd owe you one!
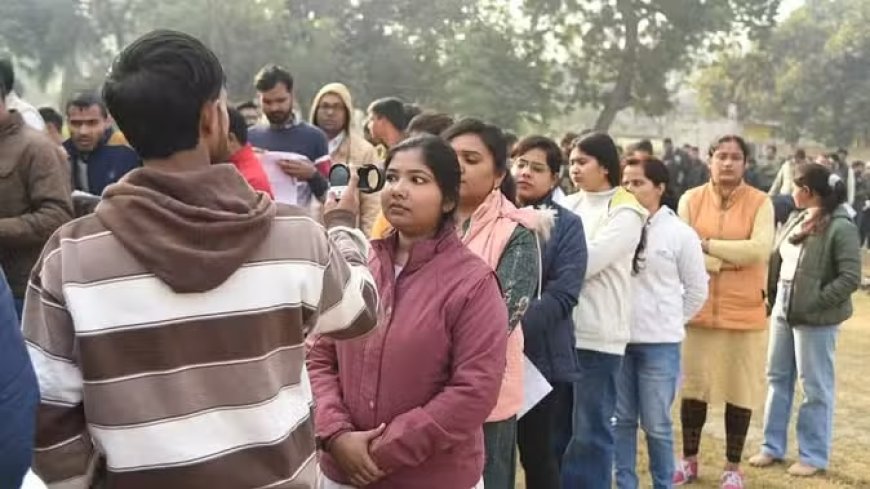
[371,223,459,276]
[64,127,116,158]
[526,190,557,209]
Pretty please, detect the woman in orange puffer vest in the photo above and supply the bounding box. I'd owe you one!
[673,135,775,489]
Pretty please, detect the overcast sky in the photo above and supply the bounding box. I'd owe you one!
[779,0,804,20]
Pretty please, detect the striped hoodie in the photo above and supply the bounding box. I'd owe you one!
[23,164,378,489]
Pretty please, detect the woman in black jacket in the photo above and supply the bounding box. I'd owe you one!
[510,135,588,489]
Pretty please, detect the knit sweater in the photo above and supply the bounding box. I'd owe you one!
[563,187,646,355]
[248,121,330,205]
[24,163,378,489]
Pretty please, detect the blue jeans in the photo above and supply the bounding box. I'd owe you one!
[561,349,623,489]
[761,283,839,469]
[615,343,681,489]
[483,416,517,489]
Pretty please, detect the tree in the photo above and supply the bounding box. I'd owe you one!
[1,0,154,101]
[0,0,558,129]
[135,0,300,101]
[284,0,558,127]
[521,0,779,131]
[698,0,870,147]
[287,0,478,106]
[442,20,556,130]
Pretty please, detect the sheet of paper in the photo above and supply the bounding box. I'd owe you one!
[259,151,305,206]
[22,470,48,489]
[518,354,553,419]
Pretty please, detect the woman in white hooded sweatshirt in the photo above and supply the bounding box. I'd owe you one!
[614,156,709,489]
[558,133,646,489]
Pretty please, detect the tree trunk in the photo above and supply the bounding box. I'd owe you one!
[594,102,623,133]
[593,0,639,132]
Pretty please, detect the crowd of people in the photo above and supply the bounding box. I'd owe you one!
[0,29,863,489]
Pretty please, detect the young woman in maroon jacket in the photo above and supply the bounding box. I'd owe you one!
[308,135,508,489]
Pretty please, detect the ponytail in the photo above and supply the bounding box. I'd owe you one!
[822,173,848,214]
[660,188,679,212]
[790,164,847,244]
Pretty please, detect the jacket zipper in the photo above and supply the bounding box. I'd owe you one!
[778,213,806,323]
[371,251,408,425]
[785,244,804,323]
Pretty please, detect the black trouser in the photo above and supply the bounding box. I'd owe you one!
[859,209,870,248]
[518,390,561,489]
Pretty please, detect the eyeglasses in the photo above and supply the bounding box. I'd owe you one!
[513,158,550,173]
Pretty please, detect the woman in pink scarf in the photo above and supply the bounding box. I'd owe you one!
[444,119,543,489]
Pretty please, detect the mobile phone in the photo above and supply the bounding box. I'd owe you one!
[329,165,351,199]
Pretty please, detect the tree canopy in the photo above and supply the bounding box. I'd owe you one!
[698,0,870,147]
[1,0,785,133]
[520,0,779,130]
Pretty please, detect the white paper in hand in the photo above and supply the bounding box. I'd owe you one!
[260,151,302,205]
[518,354,553,419]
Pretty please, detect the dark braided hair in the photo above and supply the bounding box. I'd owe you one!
[623,156,678,275]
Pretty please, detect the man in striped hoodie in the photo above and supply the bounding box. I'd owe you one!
[23,30,378,489]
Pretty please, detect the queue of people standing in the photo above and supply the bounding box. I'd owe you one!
[0,29,862,489]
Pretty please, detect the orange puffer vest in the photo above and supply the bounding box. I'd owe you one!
[685,183,769,330]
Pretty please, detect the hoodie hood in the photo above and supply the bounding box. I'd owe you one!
[309,82,355,131]
[95,163,277,293]
[0,111,24,143]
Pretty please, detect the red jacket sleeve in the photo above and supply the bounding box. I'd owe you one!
[369,272,508,472]
[245,167,274,198]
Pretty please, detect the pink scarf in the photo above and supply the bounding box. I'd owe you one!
[462,191,539,422]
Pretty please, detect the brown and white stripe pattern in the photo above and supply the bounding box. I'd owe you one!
[24,208,377,489]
